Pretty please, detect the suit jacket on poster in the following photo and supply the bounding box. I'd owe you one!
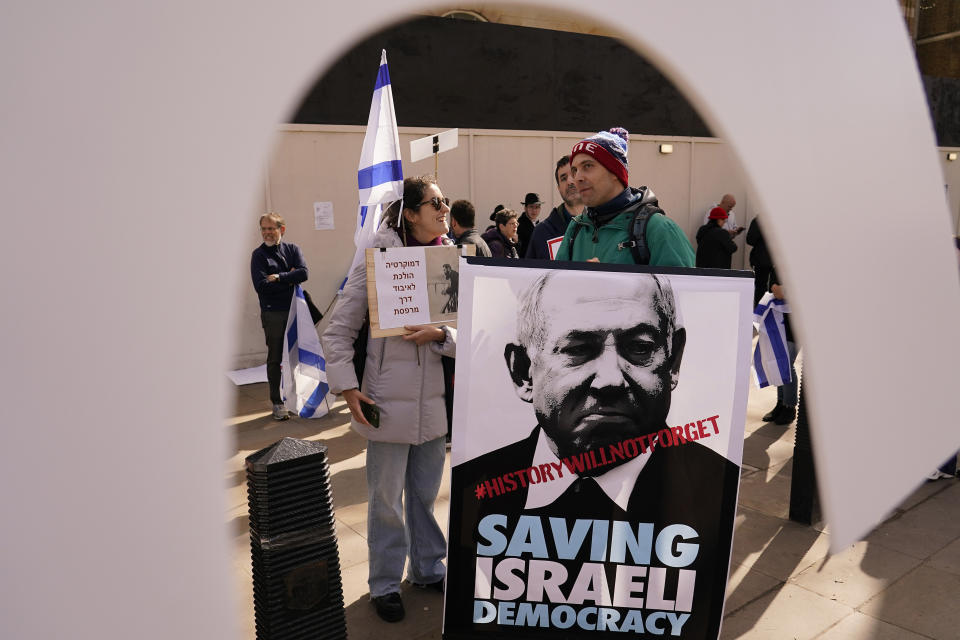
[444,427,740,640]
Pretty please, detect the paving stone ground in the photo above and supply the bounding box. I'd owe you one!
[227,379,960,639]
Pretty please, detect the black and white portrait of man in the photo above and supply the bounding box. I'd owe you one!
[505,271,686,477]
[444,265,751,640]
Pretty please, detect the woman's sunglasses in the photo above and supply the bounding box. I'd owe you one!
[414,196,450,211]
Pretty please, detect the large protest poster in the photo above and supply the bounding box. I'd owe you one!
[444,260,754,640]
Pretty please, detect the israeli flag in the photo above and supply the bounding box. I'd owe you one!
[281,285,331,418]
[345,50,404,283]
[752,292,792,388]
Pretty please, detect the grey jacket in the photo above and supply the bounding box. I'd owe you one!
[455,228,492,257]
[321,225,456,444]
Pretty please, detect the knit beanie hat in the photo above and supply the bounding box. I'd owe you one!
[570,127,629,187]
[708,206,729,220]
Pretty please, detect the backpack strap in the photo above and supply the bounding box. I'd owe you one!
[567,222,581,257]
[616,203,663,265]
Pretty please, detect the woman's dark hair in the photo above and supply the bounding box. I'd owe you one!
[494,208,519,228]
[381,176,437,238]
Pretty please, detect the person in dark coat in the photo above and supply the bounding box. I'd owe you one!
[746,217,773,305]
[449,199,492,257]
[250,211,308,420]
[696,206,738,268]
[481,208,520,258]
[516,192,543,256]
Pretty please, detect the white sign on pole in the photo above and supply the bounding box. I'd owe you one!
[410,128,459,163]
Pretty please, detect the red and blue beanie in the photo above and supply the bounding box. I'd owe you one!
[570,127,629,187]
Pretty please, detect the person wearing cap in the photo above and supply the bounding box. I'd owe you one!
[696,206,739,268]
[526,155,585,260]
[702,194,744,238]
[516,192,543,257]
[554,127,695,267]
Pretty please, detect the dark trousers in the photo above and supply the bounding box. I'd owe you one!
[753,264,773,307]
[261,310,288,404]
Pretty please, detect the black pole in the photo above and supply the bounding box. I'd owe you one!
[789,368,820,524]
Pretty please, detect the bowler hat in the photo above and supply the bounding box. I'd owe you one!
[522,193,543,206]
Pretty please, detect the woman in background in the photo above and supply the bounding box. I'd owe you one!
[481,207,520,258]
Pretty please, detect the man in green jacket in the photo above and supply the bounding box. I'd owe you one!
[554,127,695,267]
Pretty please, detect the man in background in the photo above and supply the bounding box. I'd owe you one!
[746,217,773,306]
[516,192,543,257]
[449,199,491,257]
[702,193,744,238]
[526,155,584,260]
[250,212,308,420]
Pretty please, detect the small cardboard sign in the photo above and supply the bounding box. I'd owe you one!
[365,244,474,337]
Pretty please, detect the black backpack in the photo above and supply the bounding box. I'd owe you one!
[567,187,664,265]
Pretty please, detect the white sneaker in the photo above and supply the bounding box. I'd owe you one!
[272,404,290,421]
[926,470,954,481]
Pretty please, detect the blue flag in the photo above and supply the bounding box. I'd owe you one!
[281,285,330,418]
[752,292,792,388]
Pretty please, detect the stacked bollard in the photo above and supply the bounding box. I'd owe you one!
[246,437,347,639]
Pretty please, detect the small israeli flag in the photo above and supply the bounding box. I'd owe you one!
[344,50,404,285]
[753,292,792,388]
[281,286,331,418]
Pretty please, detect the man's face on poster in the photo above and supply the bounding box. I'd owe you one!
[507,275,685,463]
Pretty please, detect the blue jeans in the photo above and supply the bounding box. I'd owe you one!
[366,437,447,597]
[777,341,800,408]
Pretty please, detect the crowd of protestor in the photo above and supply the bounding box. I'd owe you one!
[249,126,959,625]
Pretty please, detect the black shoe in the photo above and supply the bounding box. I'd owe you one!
[774,405,796,425]
[762,405,783,422]
[371,592,404,622]
[412,578,445,594]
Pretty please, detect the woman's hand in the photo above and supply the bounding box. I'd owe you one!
[342,387,375,426]
[403,324,445,346]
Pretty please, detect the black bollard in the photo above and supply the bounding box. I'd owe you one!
[789,369,820,524]
[246,437,347,639]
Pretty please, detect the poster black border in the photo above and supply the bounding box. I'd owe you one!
[463,257,755,280]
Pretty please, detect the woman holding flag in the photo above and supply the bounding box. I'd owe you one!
[322,176,455,623]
